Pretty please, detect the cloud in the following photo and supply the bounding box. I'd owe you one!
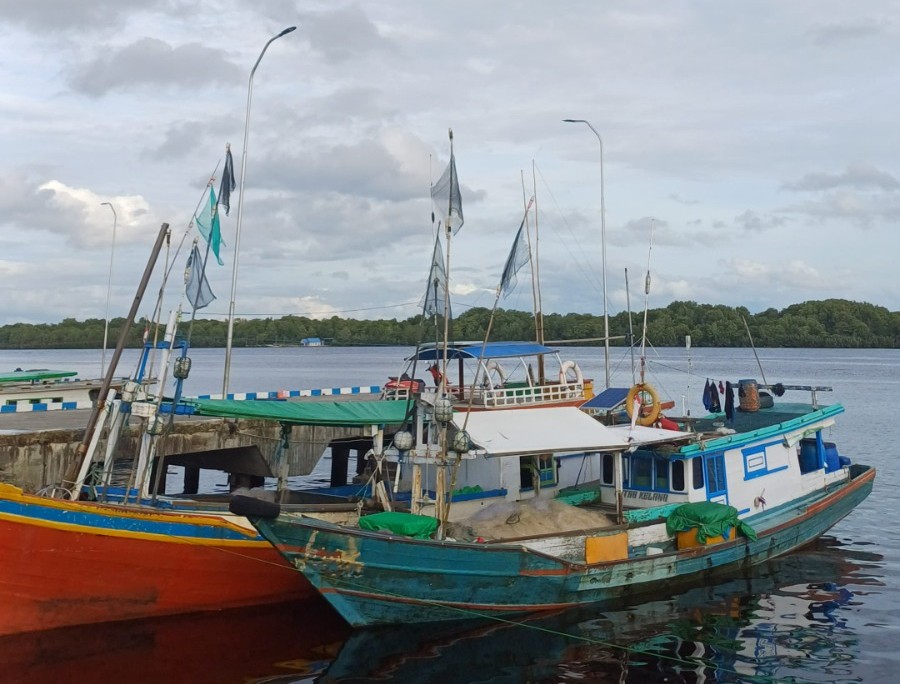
[808,19,885,47]
[0,173,160,249]
[68,38,240,97]
[783,164,900,192]
[298,5,396,63]
[733,210,789,233]
[0,0,158,31]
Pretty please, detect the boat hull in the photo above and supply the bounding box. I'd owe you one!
[0,483,313,635]
[252,465,875,627]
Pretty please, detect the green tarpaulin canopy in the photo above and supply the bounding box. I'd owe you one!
[666,501,758,543]
[0,369,78,384]
[358,511,439,538]
[187,398,413,427]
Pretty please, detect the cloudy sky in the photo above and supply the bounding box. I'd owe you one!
[1,1,897,328]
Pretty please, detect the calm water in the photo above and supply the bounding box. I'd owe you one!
[0,345,896,683]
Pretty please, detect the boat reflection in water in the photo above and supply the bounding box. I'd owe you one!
[0,536,880,684]
[320,535,881,683]
[0,596,350,684]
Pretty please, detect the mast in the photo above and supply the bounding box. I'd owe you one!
[60,223,171,496]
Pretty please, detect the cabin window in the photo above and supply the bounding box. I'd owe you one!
[705,456,727,493]
[537,454,557,487]
[742,444,768,479]
[632,456,652,489]
[654,457,669,490]
[671,460,686,491]
[692,457,705,490]
[519,456,534,490]
[602,453,614,485]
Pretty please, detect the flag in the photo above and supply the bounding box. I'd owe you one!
[499,215,530,298]
[431,153,463,234]
[195,186,224,265]
[423,233,449,317]
[218,144,236,216]
[185,244,216,310]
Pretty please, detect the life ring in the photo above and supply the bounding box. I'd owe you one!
[626,383,661,426]
[559,360,584,386]
[484,360,507,387]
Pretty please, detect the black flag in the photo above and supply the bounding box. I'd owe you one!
[218,143,237,216]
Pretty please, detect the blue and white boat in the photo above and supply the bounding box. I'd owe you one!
[232,378,875,627]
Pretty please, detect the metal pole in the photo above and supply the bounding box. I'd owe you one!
[100,202,117,377]
[563,118,610,389]
[61,222,171,493]
[223,25,297,398]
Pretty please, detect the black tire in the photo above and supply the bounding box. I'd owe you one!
[229,494,281,519]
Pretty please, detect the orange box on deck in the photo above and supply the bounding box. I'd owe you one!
[676,527,732,549]
[585,532,628,563]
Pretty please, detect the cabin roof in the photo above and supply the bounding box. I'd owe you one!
[410,342,560,361]
[187,398,413,426]
[455,406,692,457]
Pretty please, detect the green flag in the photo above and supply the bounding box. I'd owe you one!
[196,187,224,265]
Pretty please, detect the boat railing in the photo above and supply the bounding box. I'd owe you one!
[385,380,588,408]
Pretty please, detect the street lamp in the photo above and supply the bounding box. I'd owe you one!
[563,118,610,389]
[223,25,297,397]
[100,201,117,377]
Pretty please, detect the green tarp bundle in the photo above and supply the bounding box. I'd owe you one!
[358,511,439,539]
[666,501,758,543]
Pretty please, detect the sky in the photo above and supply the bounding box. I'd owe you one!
[1,1,898,327]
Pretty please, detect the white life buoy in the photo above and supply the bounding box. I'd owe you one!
[559,360,584,386]
[484,360,507,387]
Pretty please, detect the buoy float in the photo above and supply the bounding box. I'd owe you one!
[625,383,661,426]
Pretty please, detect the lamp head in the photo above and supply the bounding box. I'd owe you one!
[279,26,297,37]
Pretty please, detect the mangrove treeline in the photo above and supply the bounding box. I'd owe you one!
[0,299,897,350]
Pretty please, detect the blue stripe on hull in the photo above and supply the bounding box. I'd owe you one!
[256,468,874,627]
[0,499,262,543]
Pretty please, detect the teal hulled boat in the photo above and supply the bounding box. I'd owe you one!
[233,381,875,627]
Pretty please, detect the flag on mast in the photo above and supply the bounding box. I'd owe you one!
[195,186,225,265]
[218,143,236,216]
[185,244,216,310]
[431,154,463,234]
[499,214,531,298]
[423,232,449,317]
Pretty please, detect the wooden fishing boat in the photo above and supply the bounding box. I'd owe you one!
[232,382,875,627]
[0,393,416,636]
[0,368,127,410]
[0,482,310,636]
[382,341,593,410]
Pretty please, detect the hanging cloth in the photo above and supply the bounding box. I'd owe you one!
[724,381,735,421]
[702,379,712,411]
[709,381,722,413]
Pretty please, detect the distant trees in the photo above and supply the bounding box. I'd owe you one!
[0,299,896,349]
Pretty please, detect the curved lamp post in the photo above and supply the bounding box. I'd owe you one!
[563,118,610,390]
[100,201,118,377]
[223,25,297,397]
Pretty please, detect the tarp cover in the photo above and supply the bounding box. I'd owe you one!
[457,406,637,456]
[358,511,439,538]
[188,398,412,427]
[0,369,78,384]
[666,501,758,542]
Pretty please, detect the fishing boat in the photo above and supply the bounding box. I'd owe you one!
[382,341,592,410]
[232,379,875,627]
[0,368,128,410]
[0,221,414,636]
